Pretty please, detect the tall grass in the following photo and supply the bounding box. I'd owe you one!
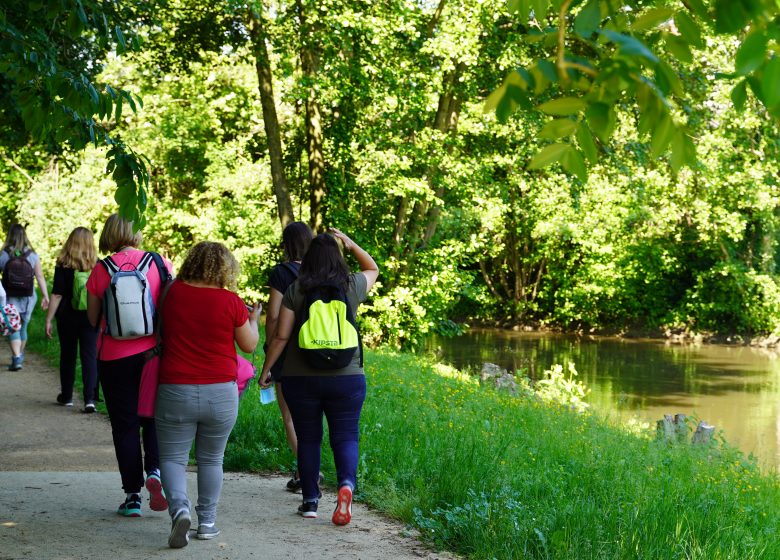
[232,349,780,559]
[25,301,780,558]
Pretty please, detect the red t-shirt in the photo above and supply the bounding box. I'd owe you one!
[159,281,249,385]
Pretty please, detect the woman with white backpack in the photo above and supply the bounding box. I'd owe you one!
[44,227,99,412]
[86,213,173,518]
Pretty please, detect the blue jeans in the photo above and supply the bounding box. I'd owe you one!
[155,382,238,524]
[281,375,366,502]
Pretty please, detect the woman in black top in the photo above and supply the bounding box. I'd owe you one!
[44,227,99,412]
[265,221,314,490]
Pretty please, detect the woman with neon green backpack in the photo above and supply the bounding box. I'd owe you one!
[260,228,378,525]
[44,227,99,412]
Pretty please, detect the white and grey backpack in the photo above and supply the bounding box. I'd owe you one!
[100,252,171,340]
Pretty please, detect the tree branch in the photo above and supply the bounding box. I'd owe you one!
[557,0,574,81]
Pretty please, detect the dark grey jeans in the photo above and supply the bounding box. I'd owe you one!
[155,382,238,525]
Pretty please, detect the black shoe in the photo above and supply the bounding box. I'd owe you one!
[56,394,73,407]
[286,475,301,492]
[297,501,318,519]
[84,403,96,413]
[286,471,325,493]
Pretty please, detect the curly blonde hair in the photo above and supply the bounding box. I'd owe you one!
[178,241,239,289]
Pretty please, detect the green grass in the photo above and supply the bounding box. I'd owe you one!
[26,300,780,558]
[231,349,780,559]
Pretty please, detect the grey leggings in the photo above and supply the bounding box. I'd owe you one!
[155,382,238,524]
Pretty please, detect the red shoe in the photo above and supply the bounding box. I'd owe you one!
[332,486,352,526]
[146,473,168,512]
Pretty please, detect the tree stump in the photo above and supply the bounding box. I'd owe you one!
[692,421,715,445]
[656,414,711,446]
[656,413,689,442]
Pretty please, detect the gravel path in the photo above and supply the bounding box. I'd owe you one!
[0,348,455,560]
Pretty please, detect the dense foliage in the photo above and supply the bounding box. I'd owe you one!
[2,1,779,344]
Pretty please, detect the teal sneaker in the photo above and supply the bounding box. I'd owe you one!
[117,494,142,517]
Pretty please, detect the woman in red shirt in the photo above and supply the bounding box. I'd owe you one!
[155,241,260,548]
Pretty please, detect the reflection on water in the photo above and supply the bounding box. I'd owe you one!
[426,329,780,471]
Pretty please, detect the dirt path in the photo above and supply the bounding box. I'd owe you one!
[0,348,456,560]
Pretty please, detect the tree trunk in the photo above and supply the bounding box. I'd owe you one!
[296,0,327,232]
[249,7,294,228]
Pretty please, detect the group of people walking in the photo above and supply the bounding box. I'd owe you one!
[2,214,378,548]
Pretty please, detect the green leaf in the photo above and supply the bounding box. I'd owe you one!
[115,95,123,122]
[650,114,676,157]
[735,32,768,75]
[714,0,750,34]
[731,80,748,112]
[631,8,674,32]
[528,143,570,169]
[670,129,696,172]
[761,56,780,107]
[684,0,708,18]
[674,12,704,48]
[537,97,587,115]
[601,30,659,63]
[574,2,601,38]
[576,123,598,163]
[115,26,127,51]
[539,118,578,139]
[485,84,506,114]
[586,102,615,142]
[508,0,530,21]
[531,0,549,19]
[561,148,588,181]
[664,34,693,64]
[655,60,683,97]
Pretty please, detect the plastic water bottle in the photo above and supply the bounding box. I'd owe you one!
[260,385,276,405]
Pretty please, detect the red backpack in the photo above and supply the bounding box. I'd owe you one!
[2,249,34,297]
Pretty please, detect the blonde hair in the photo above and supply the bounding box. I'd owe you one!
[3,224,33,254]
[178,241,239,290]
[56,228,97,271]
[99,213,142,254]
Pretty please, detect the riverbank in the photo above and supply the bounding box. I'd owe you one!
[469,318,780,349]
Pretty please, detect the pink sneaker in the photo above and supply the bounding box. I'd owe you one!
[331,486,352,526]
[146,473,168,512]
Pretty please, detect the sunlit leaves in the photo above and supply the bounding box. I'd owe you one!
[537,97,587,115]
[601,30,659,63]
[630,8,674,32]
[574,1,601,38]
[762,56,780,108]
[528,143,570,169]
[539,118,578,139]
[735,32,768,75]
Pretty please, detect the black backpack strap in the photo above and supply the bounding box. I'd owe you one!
[148,252,172,285]
[100,256,119,275]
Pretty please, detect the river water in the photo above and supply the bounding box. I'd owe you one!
[426,329,780,472]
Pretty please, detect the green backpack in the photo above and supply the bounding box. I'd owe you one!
[71,270,90,311]
[297,282,362,370]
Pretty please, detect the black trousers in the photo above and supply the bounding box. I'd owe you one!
[98,352,160,494]
[56,312,98,404]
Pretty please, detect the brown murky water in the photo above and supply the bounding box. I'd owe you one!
[427,329,780,472]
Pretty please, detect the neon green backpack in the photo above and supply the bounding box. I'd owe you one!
[71,270,90,311]
[298,283,361,369]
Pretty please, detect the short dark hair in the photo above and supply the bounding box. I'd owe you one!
[282,221,313,261]
[298,233,349,292]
